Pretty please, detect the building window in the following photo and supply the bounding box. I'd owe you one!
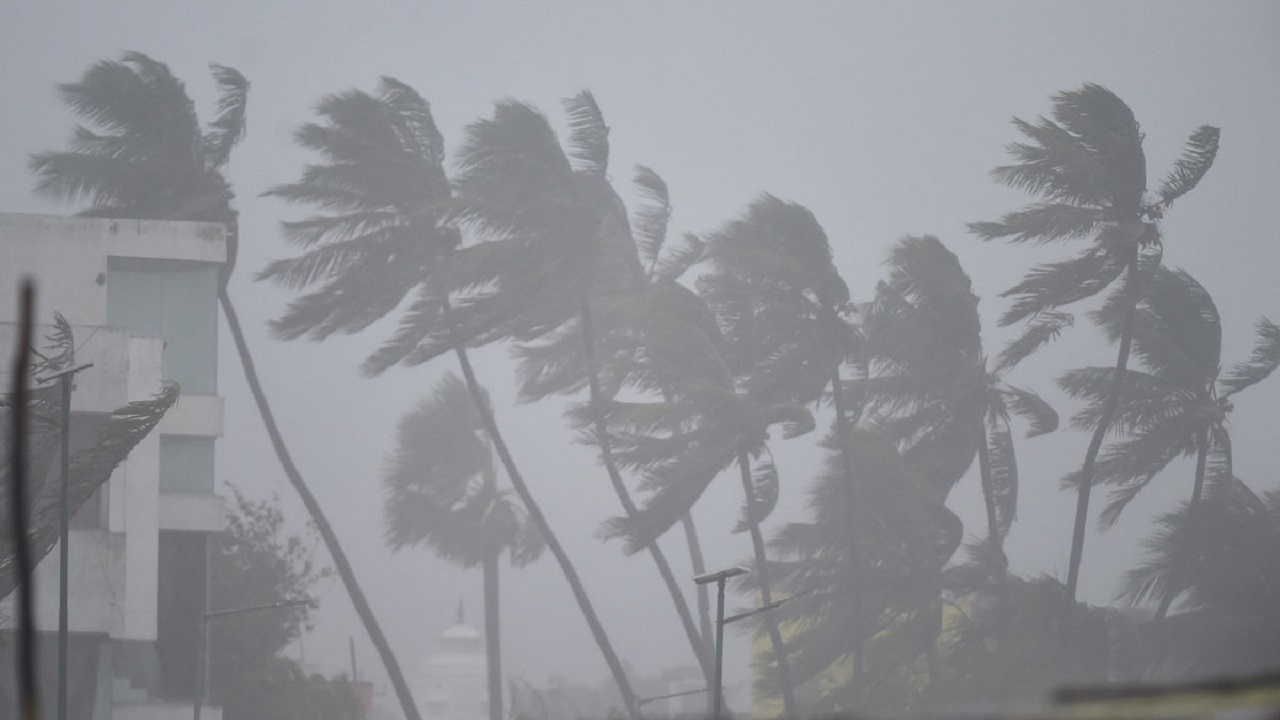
[158,436,215,494]
[106,259,218,395]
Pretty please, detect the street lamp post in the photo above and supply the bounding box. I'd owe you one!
[694,566,748,720]
[37,361,92,720]
[193,599,309,720]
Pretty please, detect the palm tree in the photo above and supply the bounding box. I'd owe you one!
[29,54,424,720]
[442,92,719,709]
[260,82,643,717]
[1059,267,1279,618]
[382,373,542,720]
[1122,479,1280,678]
[606,195,852,719]
[762,426,964,716]
[857,236,1057,562]
[968,84,1220,637]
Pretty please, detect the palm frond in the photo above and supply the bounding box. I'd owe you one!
[734,460,780,532]
[994,310,1073,373]
[203,63,249,170]
[985,426,1019,539]
[999,243,1127,327]
[1156,126,1220,209]
[1220,318,1280,398]
[632,165,671,275]
[654,232,704,282]
[563,90,609,177]
[1000,385,1058,437]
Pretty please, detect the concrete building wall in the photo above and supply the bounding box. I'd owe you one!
[2,213,228,719]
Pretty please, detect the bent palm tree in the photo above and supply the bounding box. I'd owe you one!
[857,236,1057,561]
[261,81,641,716]
[607,195,850,719]
[1060,267,1279,617]
[969,84,1220,642]
[383,374,543,720]
[30,54,424,720]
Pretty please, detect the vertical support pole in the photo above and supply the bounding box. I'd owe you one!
[713,578,727,720]
[58,374,71,720]
[193,616,206,720]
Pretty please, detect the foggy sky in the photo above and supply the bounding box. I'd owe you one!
[2,0,1278,711]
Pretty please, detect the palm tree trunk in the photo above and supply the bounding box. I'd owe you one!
[1058,250,1142,669]
[737,445,798,720]
[218,290,423,720]
[829,368,865,688]
[483,548,503,720]
[580,301,715,689]
[680,513,714,662]
[446,328,640,720]
[1154,428,1210,620]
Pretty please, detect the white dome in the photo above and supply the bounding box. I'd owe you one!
[440,623,481,642]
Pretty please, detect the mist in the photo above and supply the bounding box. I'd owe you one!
[2,2,1278,719]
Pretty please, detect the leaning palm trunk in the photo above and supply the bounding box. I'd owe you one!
[1059,251,1141,668]
[446,316,641,719]
[680,513,715,665]
[581,301,714,689]
[219,290,423,720]
[483,549,503,720]
[737,446,799,720]
[1154,429,1211,620]
[829,368,865,688]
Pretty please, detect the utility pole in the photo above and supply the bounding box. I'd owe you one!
[694,566,747,720]
[38,361,93,720]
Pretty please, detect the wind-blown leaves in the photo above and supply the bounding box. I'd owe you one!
[204,63,250,170]
[994,310,1073,373]
[984,426,1019,539]
[631,165,671,274]
[734,460,780,533]
[1156,126,1221,210]
[1219,318,1280,397]
[1000,385,1058,438]
[0,384,179,599]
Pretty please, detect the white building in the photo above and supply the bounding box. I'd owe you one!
[0,213,227,720]
[416,604,487,720]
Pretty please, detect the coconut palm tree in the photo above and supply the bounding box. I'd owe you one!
[261,82,645,717]
[29,54,424,720]
[1059,267,1279,618]
[968,84,1220,633]
[1122,478,1280,678]
[857,236,1057,561]
[605,195,852,719]
[761,426,964,716]
[382,373,543,720]
[440,93,722,710]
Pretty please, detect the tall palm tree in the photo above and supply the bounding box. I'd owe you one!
[29,54,424,720]
[1059,267,1279,618]
[607,195,851,719]
[968,84,1220,638]
[382,373,543,720]
[857,236,1057,561]
[260,82,643,717]
[441,92,718,709]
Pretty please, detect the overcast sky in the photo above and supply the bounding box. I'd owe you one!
[2,0,1278,713]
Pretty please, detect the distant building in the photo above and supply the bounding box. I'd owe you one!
[0,213,227,720]
[415,602,488,720]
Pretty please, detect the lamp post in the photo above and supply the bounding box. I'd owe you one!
[694,566,748,720]
[193,599,309,720]
[36,361,92,720]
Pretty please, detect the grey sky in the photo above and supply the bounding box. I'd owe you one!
[2,0,1278,710]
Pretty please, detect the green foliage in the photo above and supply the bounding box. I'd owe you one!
[209,487,361,720]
